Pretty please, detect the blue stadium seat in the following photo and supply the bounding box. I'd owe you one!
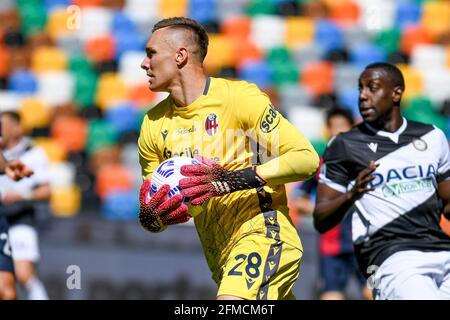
[350,43,387,67]
[238,61,273,90]
[102,190,139,221]
[395,1,421,30]
[44,0,70,11]
[112,11,137,34]
[189,0,217,24]
[8,70,38,94]
[114,31,146,59]
[337,87,359,116]
[105,104,139,134]
[314,20,344,53]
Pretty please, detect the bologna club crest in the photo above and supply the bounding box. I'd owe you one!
[205,113,219,136]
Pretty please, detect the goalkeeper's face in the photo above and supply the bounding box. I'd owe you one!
[141,28,179,92]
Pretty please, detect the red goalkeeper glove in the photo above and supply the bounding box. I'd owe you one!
[139,180,190,233]
[179,156,267,205]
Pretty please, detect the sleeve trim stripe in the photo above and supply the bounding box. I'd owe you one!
[318,174,347,193]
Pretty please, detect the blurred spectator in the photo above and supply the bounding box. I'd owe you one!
[0,111,50,300]
[295,107,372,300]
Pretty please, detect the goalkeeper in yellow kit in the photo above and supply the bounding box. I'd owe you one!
[138,17,319,300]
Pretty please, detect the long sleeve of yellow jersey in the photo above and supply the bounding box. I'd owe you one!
[138,112,161,180]
[235,82,320,186]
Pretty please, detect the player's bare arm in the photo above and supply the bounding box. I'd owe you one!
[313,160,377,233]
[439,180,450,221]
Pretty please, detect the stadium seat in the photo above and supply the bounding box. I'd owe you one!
[44,0,71,11]
[246,0,276,16]
[36,71,75,107]
[114,31,145,59]
[189,0,217,24]
[285,17,314,47]
[356,0,396,32]
[421,68,450,106]
[411,44,447,73]
[301,61,334,97]
[128,83,156,108]
[286,104,324,140]
[343,25,372,47]
[270,60,299,87]
[46,8,74,40]
[18,3,47,37]
[33,137,67,163]
[233,38,264,66]
[85,35,116,63]
[56,34,84,56]
[8,70,38,94]
[31,46,67,73]
[0,91,21,112]
[0,47,11,77]
[349,43,387,67]
[221,16,251,41]
[314,20,344,53]
[279,84,313,110]
[250,15,285,51]
[204,34,235,74]
[48,161,76,189]
[95,72,128,109]
[0,0,15,11]
[119,51,147,86]
[421,0,450,39]
[102,190,139,220]
[124,0,159,25]
[216,0,247,20]
[238,60,272,90]
[374,28,401,54]
[51,116,88,153]
[121,142,140,169]
[329,0,360,27]
[19,97,51,130]
[95,164,133,199]
[337,87,359,116]
[396,64,423,99]
[76,7,113,42]
[72,0,102,8]
[403,96,447,133]
[159,0,188,18]
[105,103,138,134]
[73,69,98,107]
[69,54,95,74]
[112,11,137,34]
[400,24,432,56]
[86,119,119,155]
[334,63,362,91]
[50,185,81,217]
[395,1,421,30]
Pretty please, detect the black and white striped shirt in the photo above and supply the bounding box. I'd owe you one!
[319,118,450,275]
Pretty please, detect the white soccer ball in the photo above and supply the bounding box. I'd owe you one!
[150,156,203,217]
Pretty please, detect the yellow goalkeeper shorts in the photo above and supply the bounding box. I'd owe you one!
[217,231,303,300]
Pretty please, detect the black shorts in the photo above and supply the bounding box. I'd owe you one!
[0,212,14,273]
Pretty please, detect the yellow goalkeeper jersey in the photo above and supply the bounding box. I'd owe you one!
[138,77,319,283]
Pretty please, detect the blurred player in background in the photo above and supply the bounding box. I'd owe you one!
[1,141,34,300]
[137,17,319,300]
[314,63,450,299]
[295,107,371,300]
[0,111,50,300]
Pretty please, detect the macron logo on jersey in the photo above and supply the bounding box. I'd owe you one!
[367,142,378,153]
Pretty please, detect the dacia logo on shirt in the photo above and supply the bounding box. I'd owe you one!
[260,104,281,133]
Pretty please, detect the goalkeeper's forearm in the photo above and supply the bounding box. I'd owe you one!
[256,148,320,186]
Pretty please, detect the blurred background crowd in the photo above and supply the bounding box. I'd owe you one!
[0,0,449,299]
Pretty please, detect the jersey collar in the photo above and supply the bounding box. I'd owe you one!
[364,117,407,143]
